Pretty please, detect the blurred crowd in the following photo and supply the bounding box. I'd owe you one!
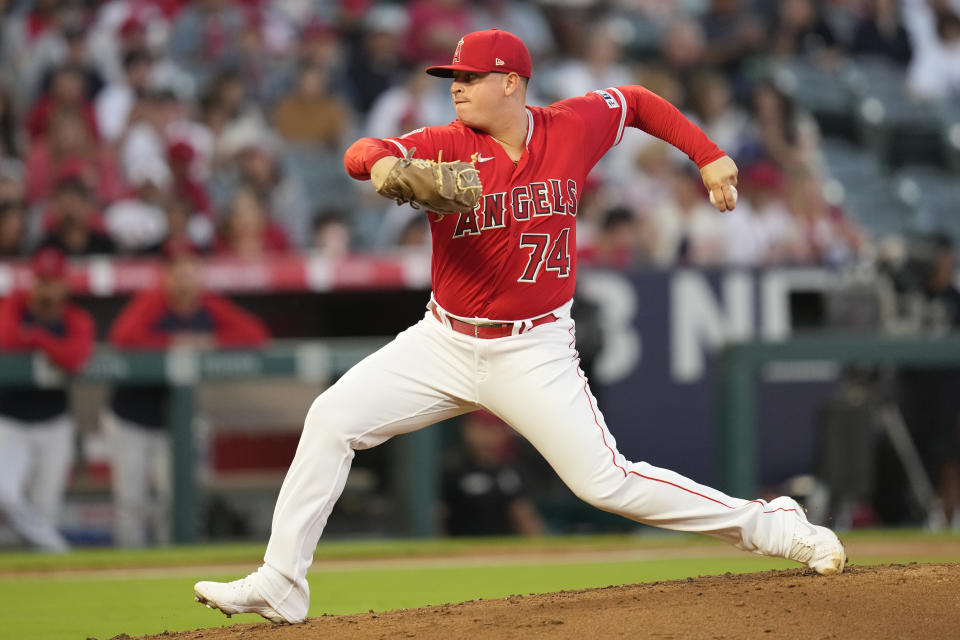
[0,0,957,269]
[5,0,960,548]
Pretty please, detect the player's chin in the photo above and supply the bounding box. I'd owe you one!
[455,105,478,127]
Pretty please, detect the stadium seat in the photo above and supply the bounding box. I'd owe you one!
[822,137,907,239]
[775,58,855,138]
[280,145,358,210]
[822,137,884,187]
[840,180,907,238]
[848,56,944,169]
[892,165,960,237]
[935,100,960,175]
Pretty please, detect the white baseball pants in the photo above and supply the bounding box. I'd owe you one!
[103,412,173,547]
[257,300,801,622]
[0,414,74,552]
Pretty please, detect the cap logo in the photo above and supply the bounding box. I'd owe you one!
[495,58,505,66]
[453,38,464,63]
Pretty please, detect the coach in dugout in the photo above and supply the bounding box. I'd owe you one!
[105,241,269,547]
[0,247,94,552]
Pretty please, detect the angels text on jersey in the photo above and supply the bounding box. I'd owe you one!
[451,179,579,239]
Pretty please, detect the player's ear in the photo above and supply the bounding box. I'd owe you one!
[503,72,521,97]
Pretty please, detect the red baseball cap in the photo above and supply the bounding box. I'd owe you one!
[167,140,195,165]
[426,29,532,79]
[30,247,68,280]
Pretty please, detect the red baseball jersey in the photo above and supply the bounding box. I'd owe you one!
[345,85,725,320]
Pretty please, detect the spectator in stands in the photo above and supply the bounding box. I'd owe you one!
[786,169,863,265]
[95,49,155,145]
[724,162,805,266]
[659,17,708,80]
[0,84,24,174]
[103,164,172,255]
[396,215,431,252]
[311,211,351,260]
[686,69,750,158]
[365,67,455,138]
[283,19,353,104]
[24,107,125,206]
[156,198,213,255]
[403,0,472,66]
[578,207,648,270]
[902,0,960,60]
[907,8,960,100]
[167,140,211,218]
[0,175,24,207]
[648,166,727,266]
[119,88,183,193]
[204,69,253,129]
[214,135,311,246]
[214,186,290,259]
[850,0,914,66]
[698,0,768,78]
[542,20,633,101]
[30,18,105,109]
[0,0,60,96]
[0,247,95,552]
[440,411,545,537]
[0,198,27,258]
[229,13,274,105]
[607,140,682,222]
[86,12,154,87]
[25,64,99,142]
[168,0,246,91]
[273,65,350,147]
[38,177,116,256]
[344,4,411,115]
[106,241,270,546]
[770,0,840,60]
[198,94,233,170]
[743,79,823,174]
[468,0,554,64]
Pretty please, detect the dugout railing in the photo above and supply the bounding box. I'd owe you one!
[0,338,457,544]
[719,333,960,501]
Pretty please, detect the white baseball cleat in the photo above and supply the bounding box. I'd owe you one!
[786,507,846,575]
[194,573,299,624]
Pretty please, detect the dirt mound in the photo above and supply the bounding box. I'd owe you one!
[136,563,960,640]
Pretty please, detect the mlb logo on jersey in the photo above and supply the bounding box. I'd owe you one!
[592,89,620,109]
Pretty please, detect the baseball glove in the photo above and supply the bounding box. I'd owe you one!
[375,147,482,214]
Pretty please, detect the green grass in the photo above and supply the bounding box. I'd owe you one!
[0,556,796,639]
[0,533,698,571]
[0,531,956,640]
[0,528,955,572]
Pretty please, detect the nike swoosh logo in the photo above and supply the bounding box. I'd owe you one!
[477,155,494,163]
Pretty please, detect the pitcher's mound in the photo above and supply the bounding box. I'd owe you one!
[139,563,960,639]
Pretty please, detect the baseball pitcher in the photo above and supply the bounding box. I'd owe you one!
[195,29,844,624]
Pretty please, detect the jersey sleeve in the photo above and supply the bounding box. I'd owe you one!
[31,307,95,374]
[0,291,35,350]
[343,137,399,180]
[109,290,173,349]
[203,294,270,348]
[561,86,726,172]
[343,125,466,180]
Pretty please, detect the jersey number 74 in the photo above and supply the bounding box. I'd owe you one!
[518,229,571,283]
